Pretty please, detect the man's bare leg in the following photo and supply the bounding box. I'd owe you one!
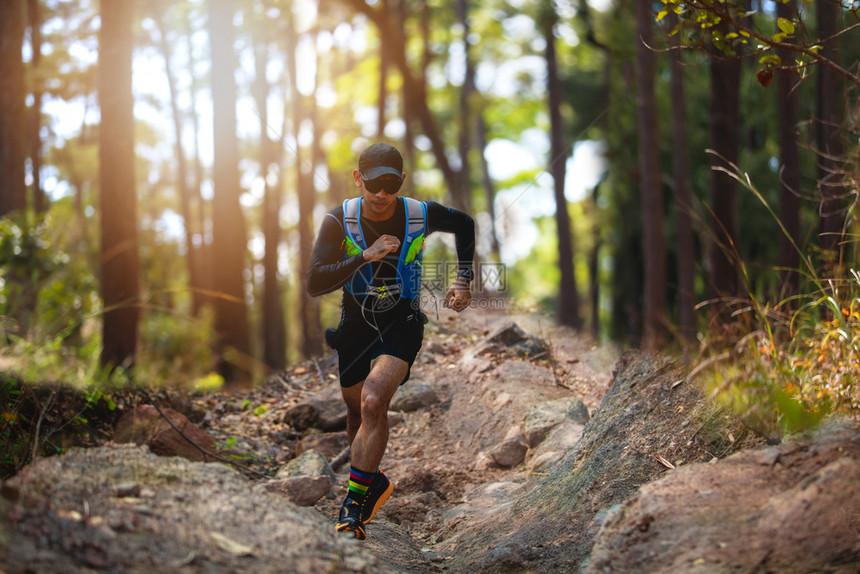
[342,381,362,446]
[341,354,407,472]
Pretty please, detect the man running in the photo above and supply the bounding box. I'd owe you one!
[307,143,475,539]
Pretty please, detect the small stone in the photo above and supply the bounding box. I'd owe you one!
[475,342,504,357]
[512,337,549,358]
[282,403,319,432]
[114,482,141,498]
[310,398,348,432]
[754,447,781,467]
[113,406,217,463]
[485,322,528,346]
[388,411,405,427]
[524,398,590,447]
[489,436,528,468]
[277,449,336,483]
[391,382,438,412]
[298,432,349,460]
[474,451,495,471]
[261,476,332,506]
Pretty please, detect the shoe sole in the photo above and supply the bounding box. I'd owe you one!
[335,521,366,540]
[362,480,393,524]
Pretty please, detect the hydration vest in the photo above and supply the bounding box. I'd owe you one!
[341,196,426,300]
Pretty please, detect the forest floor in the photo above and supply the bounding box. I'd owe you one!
[2,305,860,572]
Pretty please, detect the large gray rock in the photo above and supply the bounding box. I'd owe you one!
[0,444,392,573]
[442,352,720,573]
[523,397,590,447]
[587,423,860,573]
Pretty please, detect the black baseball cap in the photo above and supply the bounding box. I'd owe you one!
[359,143,403,181]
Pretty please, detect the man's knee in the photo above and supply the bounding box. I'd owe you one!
[361,380,391,421]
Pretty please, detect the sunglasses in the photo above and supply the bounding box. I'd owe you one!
[361,173,402,195]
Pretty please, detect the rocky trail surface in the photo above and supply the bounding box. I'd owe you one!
[2,308,859,573]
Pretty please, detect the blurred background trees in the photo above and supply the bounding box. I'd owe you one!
[0,0,857,392]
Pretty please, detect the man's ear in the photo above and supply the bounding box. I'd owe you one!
[352,169,362,188]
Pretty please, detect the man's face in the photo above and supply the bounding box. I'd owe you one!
[354,170,403,219]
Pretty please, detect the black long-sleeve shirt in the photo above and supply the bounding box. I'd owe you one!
[307,197,475,321]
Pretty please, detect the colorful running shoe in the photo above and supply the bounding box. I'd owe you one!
[360,470,393,524]
[334,498,366,540]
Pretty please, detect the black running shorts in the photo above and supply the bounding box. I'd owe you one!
[326,314,424,388]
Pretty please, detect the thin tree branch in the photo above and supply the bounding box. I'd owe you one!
[678,0,860,88]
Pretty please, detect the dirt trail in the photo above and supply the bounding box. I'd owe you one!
[312,308,619,570]
[3,307,859,572]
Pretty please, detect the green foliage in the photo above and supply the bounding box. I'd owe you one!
[0,375,31,476]
[701,280,860,437]
[0,211,97,343]
[696,175,860,437]
[657,0,840,84]
[784,273,860,414]
[0,212,68,279]
[0,208,99,348]
[137,306,217,386]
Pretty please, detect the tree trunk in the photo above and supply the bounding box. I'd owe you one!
[477,113,501,262]
[287,15,322,358]
[209,0,251,386]
[589,182,601,339]
[377,0,388,139]
[666,12,696,347]
[776,0,801,304]
[609,58,643,346]
[707,29,741,316]
[0,0,27,216]
[454,0,475,214]
[338,0,459,194]
[544,10,581,329]
[397,0,417,180]
[254,34,287,372]
[816,0,845,265]
[98,0,140,370]
[28,0,45,214]
[183,16,212,313]
[152,4,202,315]
[634,0,666,348]
[308,49,325,347]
